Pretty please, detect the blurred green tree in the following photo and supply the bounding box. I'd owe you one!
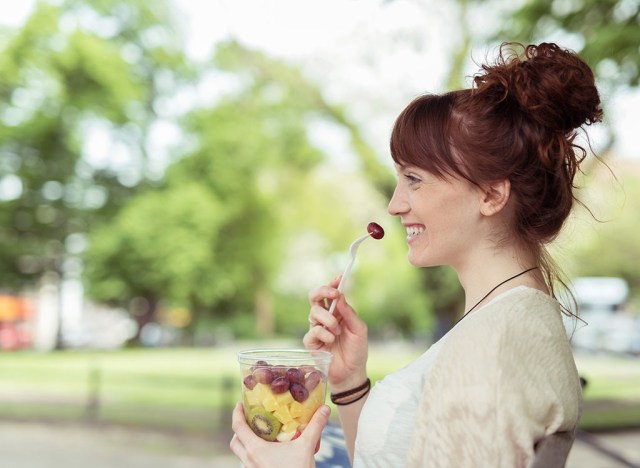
[83,40,432,341]
[0,0,191,344]
[84,40,327,339]
[503,0,640,87]
[565,162,640,307]
[211,42,435,339]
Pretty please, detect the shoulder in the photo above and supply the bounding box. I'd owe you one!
[407,287,581,466]
[450,286,566,352]
[430,286,581,424]
[434,288,579,396]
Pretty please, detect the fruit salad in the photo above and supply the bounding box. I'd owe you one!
[238,349,332,442]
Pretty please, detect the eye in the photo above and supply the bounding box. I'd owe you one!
[404,173,421,186]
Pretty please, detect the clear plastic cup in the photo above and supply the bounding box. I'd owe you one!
[237,348,332,442]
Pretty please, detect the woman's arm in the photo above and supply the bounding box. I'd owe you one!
[304,278,370,463]
[335,392,369,464]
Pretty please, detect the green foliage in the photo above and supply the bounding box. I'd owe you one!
[1,2,438,341]
[84,183,225,303]
[9,1,589,342]
[502,0,640,86]
[0,0,190,295]
[83,39,333,336]
[564,162,640,304]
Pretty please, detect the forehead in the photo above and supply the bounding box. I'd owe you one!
[394,162,444,179]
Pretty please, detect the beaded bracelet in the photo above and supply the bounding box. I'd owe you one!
[330,378,371,405]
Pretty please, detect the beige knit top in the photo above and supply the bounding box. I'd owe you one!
[407,286,582,467]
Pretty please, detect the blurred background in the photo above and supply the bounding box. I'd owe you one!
[0,0,639,466]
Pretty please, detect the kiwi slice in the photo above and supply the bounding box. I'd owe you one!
[248,407,281,441]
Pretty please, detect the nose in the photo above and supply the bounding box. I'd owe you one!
[387,184,408,216]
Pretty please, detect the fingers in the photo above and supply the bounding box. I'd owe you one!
[301,405,330,454]
[308,283,340,307]
[231,402,330,466]
[229,434,248,465]
[301,405,331,440]
[230,403,250,465]
[303,324,337,350]
[308,303,342,335]
[333,294,367,336]
[230,402,247,434]
[307,280,343,338]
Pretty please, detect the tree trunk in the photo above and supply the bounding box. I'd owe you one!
[129,296,158,346]
[255,286,274,337]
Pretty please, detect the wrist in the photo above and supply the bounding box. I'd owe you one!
[330,378,371,406]
[330,371,368,394]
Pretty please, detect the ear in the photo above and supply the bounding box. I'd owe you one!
[479,179,510,216]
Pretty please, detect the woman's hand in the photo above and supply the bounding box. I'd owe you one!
[303,277,369,391]
[230,402,331,468]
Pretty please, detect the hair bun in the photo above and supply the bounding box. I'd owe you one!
[473,42,603,133]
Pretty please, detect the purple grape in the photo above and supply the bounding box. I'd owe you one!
[367,222,385,240]
[243,374,257,390]
[250,360,269,372]
[253,367,274,385]
[286,368,305,385]
[299,365,316,374]
[304,370,322,391]
[271,377,290,394]
[289,382,309,403]
[271,365,287,378]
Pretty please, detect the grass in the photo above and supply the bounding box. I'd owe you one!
[575,353,640,430]
[0,342,638,433]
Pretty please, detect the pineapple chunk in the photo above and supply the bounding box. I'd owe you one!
[274,391,294,406]
[273,404,294,424]
[262,393,278,412]
[302,383,326,410]
[244,388,260,407]
[252,383,271,402]
[289,401,311,419]
[282,420,300,433]
[294,409,313,425]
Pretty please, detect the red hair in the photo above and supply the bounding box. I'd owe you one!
[390,42,603,300]
[391,42,602,246]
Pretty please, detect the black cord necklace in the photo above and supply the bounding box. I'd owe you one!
[456,266,539,325]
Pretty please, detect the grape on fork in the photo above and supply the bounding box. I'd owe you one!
[327,222,384,315]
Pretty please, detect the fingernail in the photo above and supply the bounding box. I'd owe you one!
[320,405,330,417]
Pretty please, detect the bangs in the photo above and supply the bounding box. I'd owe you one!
[390,91,465,179]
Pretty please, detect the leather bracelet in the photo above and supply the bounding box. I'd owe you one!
[330,378,370,399]
[330,378,371,405]
[332,385,370,405]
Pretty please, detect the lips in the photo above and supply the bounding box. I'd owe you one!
[405,224,425,241]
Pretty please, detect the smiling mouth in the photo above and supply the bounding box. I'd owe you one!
[406,225,425,240]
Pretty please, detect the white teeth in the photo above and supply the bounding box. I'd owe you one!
[406,226,425,237]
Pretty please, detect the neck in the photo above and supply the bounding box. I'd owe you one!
[456,246,545,315]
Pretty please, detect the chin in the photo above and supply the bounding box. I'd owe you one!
[407,253,431,268]
[408,250,444,268]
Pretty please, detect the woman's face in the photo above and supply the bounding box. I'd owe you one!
[388,163,483,268]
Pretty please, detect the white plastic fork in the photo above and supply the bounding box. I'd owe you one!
[327,233,372,315]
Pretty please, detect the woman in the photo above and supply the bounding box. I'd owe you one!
[231,42,602,467]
